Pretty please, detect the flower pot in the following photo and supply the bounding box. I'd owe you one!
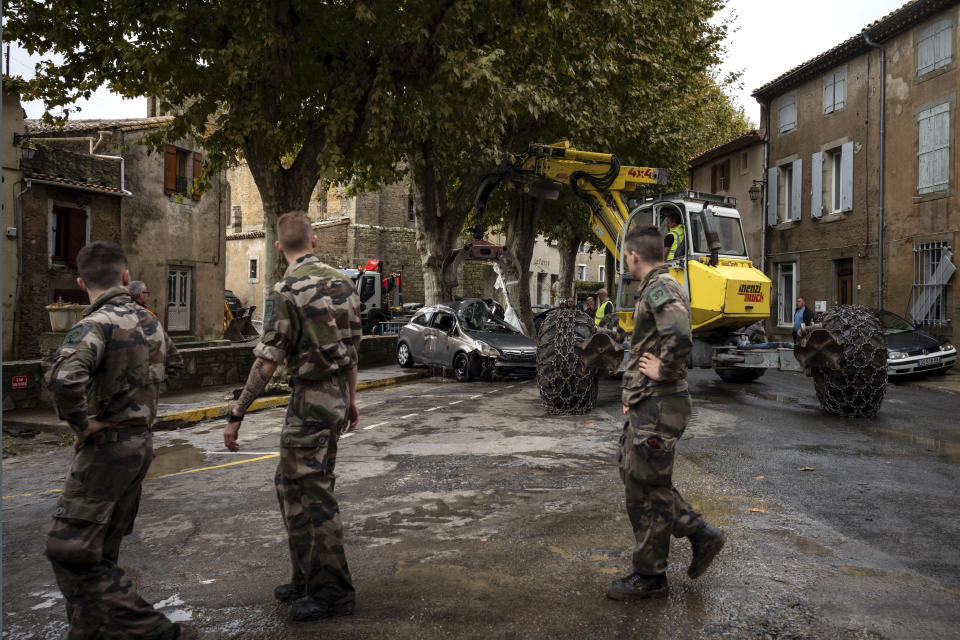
[46,304,86,332]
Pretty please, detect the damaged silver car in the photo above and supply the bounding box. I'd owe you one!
[396,299,537,381]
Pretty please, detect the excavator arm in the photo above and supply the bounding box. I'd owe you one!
[442,141,667,289]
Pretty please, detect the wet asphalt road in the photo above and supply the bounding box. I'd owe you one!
[2,369,959,639]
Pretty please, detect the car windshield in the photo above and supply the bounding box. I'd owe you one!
[876,311,915,335]
[457,302,518,334]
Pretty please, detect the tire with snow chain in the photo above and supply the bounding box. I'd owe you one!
[811,305,887,418]
[536,308,598,415]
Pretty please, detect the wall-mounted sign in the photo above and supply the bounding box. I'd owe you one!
[815,300,827,312]
[11,375,27,390]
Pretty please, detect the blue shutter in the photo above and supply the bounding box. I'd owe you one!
[791,158,802,221]
[811,152,823,218]
[840,141,854,211]
[766,167,778,226]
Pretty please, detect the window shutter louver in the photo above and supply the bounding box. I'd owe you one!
[824,76,835,114]
[791,158,802,221]
[835,72,845,110]
[918,103,950,193]
[840,141,854,211]
[766,167,778,226]
[192,152,202,200]
[811,152,823,218]
[164,145,177,195]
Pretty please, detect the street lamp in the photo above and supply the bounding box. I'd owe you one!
[748,180,763,202]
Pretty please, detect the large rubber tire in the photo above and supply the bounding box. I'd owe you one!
[536,308,598,415]
[716,367,766,383]
[453,352,476,382]
[811,305,887,418]
[397,341,414,368]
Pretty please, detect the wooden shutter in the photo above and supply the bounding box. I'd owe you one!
[191,152,202,200]
[791,158,802,221]
[840,141,854,211]
[823,75,835,114]
[811,152,823,218]
[711,165,718,192]
[918,103,950,194]
[766,167,778,226]
[66,209,87,268]
[835,71,845,110]
[918,20,952,75]
[779,95,796,133]
[164,145,177,195]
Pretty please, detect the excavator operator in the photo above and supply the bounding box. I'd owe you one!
[663,208,685,261]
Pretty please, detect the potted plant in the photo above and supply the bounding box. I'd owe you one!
[45,300,86,332]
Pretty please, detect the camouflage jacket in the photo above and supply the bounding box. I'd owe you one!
[621,265,693,406]
[44,287,184,433]
[254,254,362,380]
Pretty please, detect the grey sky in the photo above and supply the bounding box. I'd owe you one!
[717,0,909,125]
[7,1,910,123]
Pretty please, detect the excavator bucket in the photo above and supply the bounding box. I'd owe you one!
[441,240,522,290]
[224,304,261,342]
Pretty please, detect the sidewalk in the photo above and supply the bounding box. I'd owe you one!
[2,365,431,435]
[896,365,960,395]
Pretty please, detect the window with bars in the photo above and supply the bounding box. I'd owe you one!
[917,19,953,76]
[911,242,955,326]
[917,102,950,194]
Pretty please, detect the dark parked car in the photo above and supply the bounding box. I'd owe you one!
[876,310,956,377]
[396,299,537,381]
[225,289,242,313]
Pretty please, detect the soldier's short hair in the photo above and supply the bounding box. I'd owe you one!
[77,241,129,289]
[277,212,314,252]
[624,226,664,263]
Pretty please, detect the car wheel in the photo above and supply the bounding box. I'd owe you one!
[453,352,474,382]
[397,341,414,368]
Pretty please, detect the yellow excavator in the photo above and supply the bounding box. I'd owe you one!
[442,141,785,383]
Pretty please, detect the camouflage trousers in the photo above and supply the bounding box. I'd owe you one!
[46,431,175,640]
[619,392,705,575]
[276,377,355,604]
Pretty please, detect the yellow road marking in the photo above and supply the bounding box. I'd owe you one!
[150,453,279,479]
[3,488,62,501]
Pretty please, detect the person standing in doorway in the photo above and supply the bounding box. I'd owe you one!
[793,297,814,342]
[610,225,725,601]
[224,212,362,622]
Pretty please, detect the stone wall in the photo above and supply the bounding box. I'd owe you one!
[15,183,122,358]
[3,336,400,411]
[22,143,121,189]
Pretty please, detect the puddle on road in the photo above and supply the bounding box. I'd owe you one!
[792,535,831,556]
[146,440,208,479]
[839,566,886,577]
[861,425,960,465]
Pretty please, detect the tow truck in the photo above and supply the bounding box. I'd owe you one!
[343,259,417,334]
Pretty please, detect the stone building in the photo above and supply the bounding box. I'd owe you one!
[14,112,228,355]
[225,165,424,322]
[2,85,25,359]
[753,0,959,342]
[688,130,766,264]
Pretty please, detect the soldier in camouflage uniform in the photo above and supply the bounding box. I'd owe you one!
[43,242,195,639]
[607,226,726,601]
[224,212,362,622]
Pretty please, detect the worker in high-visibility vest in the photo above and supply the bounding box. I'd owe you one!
[594,288,615,326]
[664,210,685,261]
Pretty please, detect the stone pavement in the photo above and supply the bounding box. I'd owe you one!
[2,364,431,435]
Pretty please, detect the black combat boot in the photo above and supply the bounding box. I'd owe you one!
[687,523,726,579]
[274,583,306,603]
[605,572,668,601]
[289,596,355,622]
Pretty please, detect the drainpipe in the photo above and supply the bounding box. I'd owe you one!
[12,179,31,360]
[864,33,886,311]
[760,101,771,274]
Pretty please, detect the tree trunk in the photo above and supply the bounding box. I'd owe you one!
[504,192,544,336]
[557,234,580,304]
[411,159,473,305]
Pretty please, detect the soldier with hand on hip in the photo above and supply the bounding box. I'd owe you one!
[224,212,362,622]
[609,226,726,601]
[44,242,193,640]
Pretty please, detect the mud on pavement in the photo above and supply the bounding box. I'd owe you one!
[2,375,957,639]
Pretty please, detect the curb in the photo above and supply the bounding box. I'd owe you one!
[152,369,431,430]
